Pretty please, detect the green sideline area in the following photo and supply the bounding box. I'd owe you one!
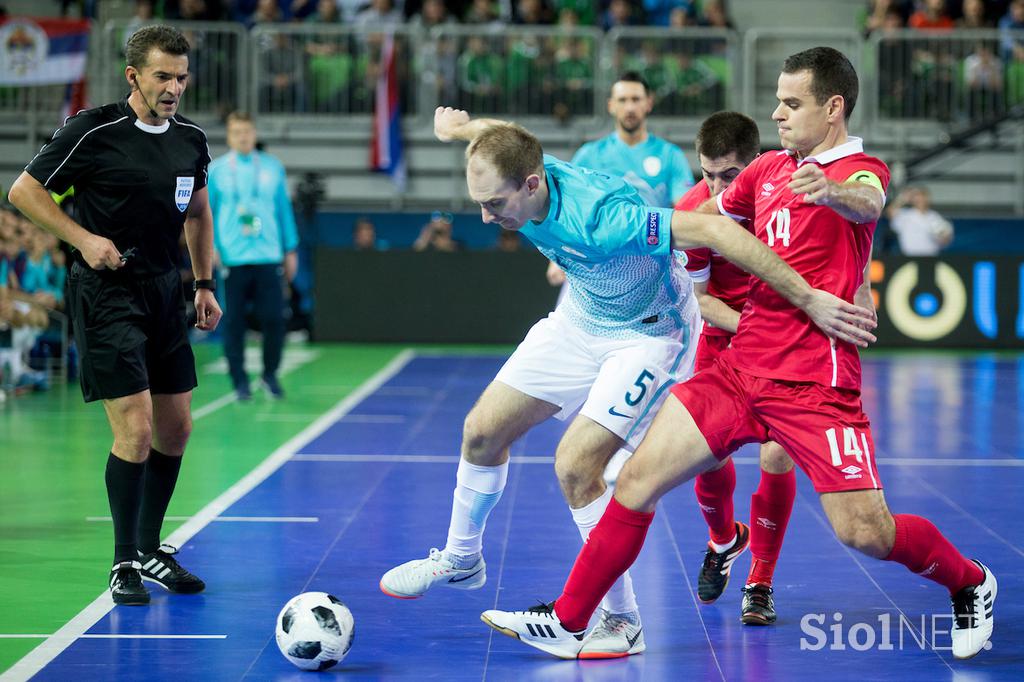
[0,342,509,674]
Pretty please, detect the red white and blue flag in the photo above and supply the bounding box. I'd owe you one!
[0,17,90,86]
[369,33,406,190]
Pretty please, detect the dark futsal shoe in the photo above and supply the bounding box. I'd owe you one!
[740,583,777,625]
[261,375,285,399]
[109,561,150,605]
[138,544,206,594]
[698,521,750,603]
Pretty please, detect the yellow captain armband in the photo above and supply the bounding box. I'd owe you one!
[844,170,884,196]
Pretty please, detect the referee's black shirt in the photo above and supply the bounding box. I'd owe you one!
[25,99,211,277]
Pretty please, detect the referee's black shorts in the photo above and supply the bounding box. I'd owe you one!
[68,262,198,403]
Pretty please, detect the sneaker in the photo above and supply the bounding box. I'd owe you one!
[261,375,284,399]
[740,583,776,625]
[951,560,997,659]
[379,548,486,599]
[481,602,585,660]
[137,544,205,594]
[235,384,252,401]
[109,561,149,605]
[578,609,645,659]
[698,522,750,603]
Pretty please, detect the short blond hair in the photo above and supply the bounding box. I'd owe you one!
[466,124,544,186]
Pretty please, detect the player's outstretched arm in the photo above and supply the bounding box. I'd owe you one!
[434,107,510,143]
[693,280,741,334]
[787,165,885,224]
[8,172,124,270]
[670,211,876,347]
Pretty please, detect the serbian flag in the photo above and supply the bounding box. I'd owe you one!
[369,33,407,190]
[0,17,90,86]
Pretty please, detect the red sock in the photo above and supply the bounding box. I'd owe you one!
[694,459,736,545]
[885,514,984,594]
[554,497,654,632]
[746,469,796,585]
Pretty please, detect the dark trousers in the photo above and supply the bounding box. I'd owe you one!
[223,263,285,389]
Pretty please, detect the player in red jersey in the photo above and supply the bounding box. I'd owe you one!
[481,47,996,661]
[676,111,802,625]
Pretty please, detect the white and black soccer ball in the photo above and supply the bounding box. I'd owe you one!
[275,592,355,671]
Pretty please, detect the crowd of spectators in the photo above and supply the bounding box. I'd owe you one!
[0,204,66,398]
[864,0,1024,121]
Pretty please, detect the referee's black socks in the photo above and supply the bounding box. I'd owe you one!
[105,453,145,564]
[137,448,183,555]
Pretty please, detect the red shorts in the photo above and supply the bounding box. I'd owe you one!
[694,333,732,373]
[670,356,882,494]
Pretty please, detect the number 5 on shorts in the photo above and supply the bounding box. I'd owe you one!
[625,370,656,406]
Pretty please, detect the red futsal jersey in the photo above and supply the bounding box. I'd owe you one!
[715,139,889,390]
[676,180,753,338]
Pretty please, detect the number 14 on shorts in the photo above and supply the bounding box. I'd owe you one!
[825,426,871,467]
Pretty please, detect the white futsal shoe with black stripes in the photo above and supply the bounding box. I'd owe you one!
[951,560,997,659]
[137,544,206,594]
[481,602,586,659]
[379,548,486,599]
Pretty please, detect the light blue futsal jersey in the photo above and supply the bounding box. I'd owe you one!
[571,132,694,208]
[518,155,698,339]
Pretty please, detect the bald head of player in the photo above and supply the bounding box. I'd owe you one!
[695,111,760,197]
[773,46,858,161]
[465,124,548,231]
[124,25,191,126]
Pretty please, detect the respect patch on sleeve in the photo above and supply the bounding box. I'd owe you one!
[646,212,661,246]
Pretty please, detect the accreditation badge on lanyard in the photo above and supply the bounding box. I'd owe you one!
[233,152,263,238]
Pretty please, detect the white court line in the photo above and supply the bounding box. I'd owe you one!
[0,634,224,640]
[1,349,415,682]
[85,516,319,523]
[338,414,408,423]
[658,510,726,681]
[292,454,1024,467]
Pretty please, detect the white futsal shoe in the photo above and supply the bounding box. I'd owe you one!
[578,609,645,659]
[379,548,486,599]
[481,602,585,659]
[951,560,997,659]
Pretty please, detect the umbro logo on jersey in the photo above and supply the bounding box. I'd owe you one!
[175,176,195,212]
[608,406,631,418]
[646,212,660,245]
[840,464,863,479]
[761,182,775,197]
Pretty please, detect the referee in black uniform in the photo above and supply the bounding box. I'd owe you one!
[9,26,222,605]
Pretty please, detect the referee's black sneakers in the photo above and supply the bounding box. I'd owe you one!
[137,544,206,594]
[109,561,149,605]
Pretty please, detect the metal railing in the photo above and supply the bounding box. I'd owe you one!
[868,29,1024,125]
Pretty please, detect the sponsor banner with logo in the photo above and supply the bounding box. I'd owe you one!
[870,256,1024,348]
[0,17,89,86]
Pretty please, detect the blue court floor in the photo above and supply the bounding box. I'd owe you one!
[13,352,1024,680]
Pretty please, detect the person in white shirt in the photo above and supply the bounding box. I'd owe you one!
[888,186,954,256]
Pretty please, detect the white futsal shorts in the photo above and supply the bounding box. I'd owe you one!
[495,308,699,450]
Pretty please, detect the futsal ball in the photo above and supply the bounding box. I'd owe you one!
[275,592,354,671]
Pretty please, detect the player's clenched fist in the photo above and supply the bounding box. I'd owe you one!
[434,107,470,142]
[80,234,125,270]
[788,164,835,205]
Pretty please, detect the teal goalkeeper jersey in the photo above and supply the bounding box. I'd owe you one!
[519,155,698,339]
[571,132,694,208]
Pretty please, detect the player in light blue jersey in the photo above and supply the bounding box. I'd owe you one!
[380,107,875,658]
[571,72,694,208]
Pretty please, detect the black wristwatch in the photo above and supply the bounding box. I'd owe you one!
[193,278,216,293]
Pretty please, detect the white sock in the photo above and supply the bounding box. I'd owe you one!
[709,535,737,554]
[444,459,508,558]
[570,486,639,615]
